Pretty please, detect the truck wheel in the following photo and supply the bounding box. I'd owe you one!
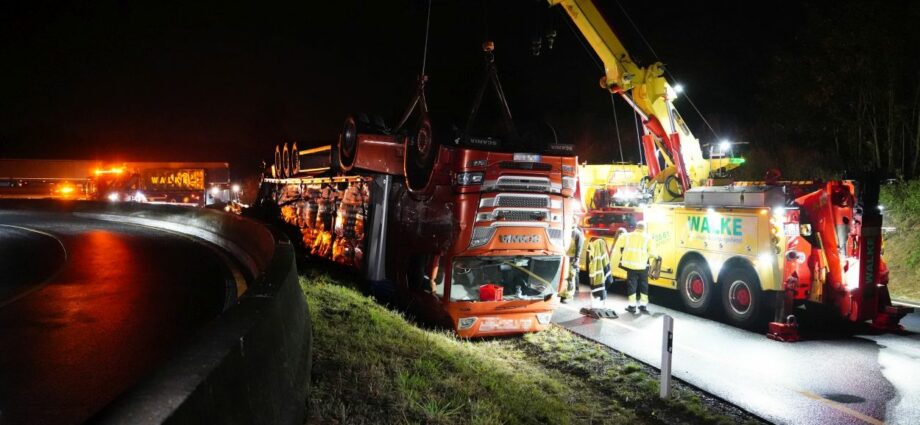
[678,260,716,315]
[291,142,300,175]
[273,145,282,178]
[405,113,439,193]
[720,266,767,329]
[339,115,359,170]
[282,143,291,178]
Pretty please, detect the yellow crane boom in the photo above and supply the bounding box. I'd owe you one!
[548,0,714,200]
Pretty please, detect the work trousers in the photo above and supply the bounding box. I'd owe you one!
[626,268,649,307]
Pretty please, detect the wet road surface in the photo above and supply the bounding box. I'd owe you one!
[0,207,234,425]
[554,286,920,425]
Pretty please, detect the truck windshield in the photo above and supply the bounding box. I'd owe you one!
[450,256,561,301]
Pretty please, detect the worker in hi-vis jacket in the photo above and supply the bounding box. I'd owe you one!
[619,221,658,313]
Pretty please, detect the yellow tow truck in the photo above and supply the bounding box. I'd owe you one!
[551,0,911,338]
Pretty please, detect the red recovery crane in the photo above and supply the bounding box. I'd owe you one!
[550,0,912,339]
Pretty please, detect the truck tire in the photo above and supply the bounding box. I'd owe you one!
[720,266,767,329]
[291,142,300,175]
[405,112,439,193]
[282,143,291,178]
[273,145,282,178]
[678,260,716,315]
[339,115,359,170]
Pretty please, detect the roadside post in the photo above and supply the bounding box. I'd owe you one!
[660,315,673,399]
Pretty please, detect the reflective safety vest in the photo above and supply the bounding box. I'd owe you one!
[587,239,612,289]
[620,229,655,271]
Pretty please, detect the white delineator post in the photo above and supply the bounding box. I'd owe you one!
[660,314,674,399]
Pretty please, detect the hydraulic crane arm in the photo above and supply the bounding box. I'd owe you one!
[548,0,708,199]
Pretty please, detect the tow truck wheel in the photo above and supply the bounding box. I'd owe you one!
[677,260,716,314]
[720,267,767,329]
[405,113,439,193]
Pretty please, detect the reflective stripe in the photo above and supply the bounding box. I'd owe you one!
[620,230,654,271]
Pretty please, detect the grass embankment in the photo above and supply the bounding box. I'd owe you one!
[301,269,760,425]
[881,182,920,302]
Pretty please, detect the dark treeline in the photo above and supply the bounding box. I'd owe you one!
[741,0,920,180]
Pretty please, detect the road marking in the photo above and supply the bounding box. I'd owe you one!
[798,390,885,425]
[0,224,68,309]
[557,298,888,425]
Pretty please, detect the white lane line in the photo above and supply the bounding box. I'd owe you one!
[0,224,69,309]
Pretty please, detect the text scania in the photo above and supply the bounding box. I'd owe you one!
[687,216,743,236]
[500,235,541,244]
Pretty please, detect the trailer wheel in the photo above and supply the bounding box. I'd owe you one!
[273,145,282,178]
[720,266,767,329]
[282,143,291,178]
[678,260,716,314]
[339,115,359,170]
[291,142,300,175]
[405,113,439,193]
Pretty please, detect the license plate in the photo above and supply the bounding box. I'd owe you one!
[478,318,534,332]
[784,223,799,236]
[513,153,541,162]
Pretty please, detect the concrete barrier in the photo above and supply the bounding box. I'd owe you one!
[0,200,311,424]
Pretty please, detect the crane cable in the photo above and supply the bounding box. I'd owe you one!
[610,93,624,162]
[420,0,433,76]
[612,0,722,143]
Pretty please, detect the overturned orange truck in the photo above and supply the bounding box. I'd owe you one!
[258,116,581,337]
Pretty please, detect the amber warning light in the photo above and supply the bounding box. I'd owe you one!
[94,167,124,175]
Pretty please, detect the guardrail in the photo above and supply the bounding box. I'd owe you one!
[0,200,311,424]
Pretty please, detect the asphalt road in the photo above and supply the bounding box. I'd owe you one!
[554,286,920,425]
[0,207,236,425]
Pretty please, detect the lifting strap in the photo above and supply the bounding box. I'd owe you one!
[461,43,517,144]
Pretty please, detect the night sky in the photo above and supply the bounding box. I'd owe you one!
[1,1,800,177]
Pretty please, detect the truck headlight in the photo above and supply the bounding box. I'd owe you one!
[536,312,553,325]
[562,176,576,191]
[561,164,574,173]
[107,192,120,202]
[469,227,496,248]
[455,172,484,186]
[458,317,478,330]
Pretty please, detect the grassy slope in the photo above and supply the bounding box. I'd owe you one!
[880,182,920,302]
[301,270,760,425]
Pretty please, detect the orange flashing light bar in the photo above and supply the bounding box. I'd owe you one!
[94,167,124,175]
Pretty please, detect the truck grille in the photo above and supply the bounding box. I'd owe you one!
[495,209,548,221]
[495,176,552,192]
[500,161,552,171]
[496,195,549,208]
